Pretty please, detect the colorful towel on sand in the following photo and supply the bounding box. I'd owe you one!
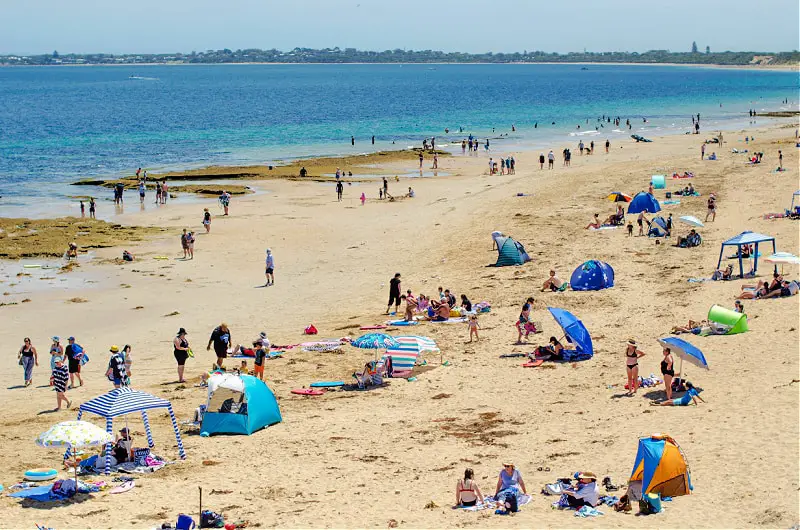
[456,494,532,512]
[589,225,618,231]
[575,506,604,517]
[431,317,468,324]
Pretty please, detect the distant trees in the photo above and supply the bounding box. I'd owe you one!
[691,41,698,53]
[705,46,710,54]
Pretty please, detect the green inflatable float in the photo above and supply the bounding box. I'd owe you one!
[708,304,748,334]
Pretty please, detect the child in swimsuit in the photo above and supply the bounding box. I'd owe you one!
[467,315,480,342]
[516,303,532,343]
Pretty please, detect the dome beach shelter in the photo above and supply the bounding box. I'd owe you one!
[71,387,186,474]
[569,260,614,291]
[630,434,693,498]
[202,373,282,436]
[715,231,776,279]
[627,192,661,214]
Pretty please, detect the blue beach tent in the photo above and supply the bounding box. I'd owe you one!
[715,231,776,278]
[202,374,282,435]
[570,260,614,291]
[547,307,593,361]
[628,192,661,214]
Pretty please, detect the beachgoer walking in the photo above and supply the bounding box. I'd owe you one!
[138,180,146,204]
[220,191,230,215]
[161,181,168,203]
[207,323,231,369]
[701,143,706,160]
[105,345,128,389]
[18,337,38,387]
[467,315,480,342]
[114,182,124,205]
[778,150,783,169]
[637,211,648,236]
[51,355,71,411]
[202,208,211,233]
[383,177,388,196]
[547,150,555,169]
[605,139,610,153]
[181,229,193,259]
[65,336,84,389]
[705,194,717,222]
[433,153,438,169]
[173,328,190,383]
[624,339,645,395]
[265,248,275,286]
[386,273,402,315]
[121,344,132,385]
[336,180,344,201]
[419,152,424,168]
[89,198,96,218]
[80,201,85,217]
[49,336,63,385]
[360,192,366,206]
[660,347,675,401]
[539,153,545,169]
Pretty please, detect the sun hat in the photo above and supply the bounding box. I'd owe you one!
[502,462,514,468]
[578,472,597,481]
[52,336,60,342]
[109,345,120,353]
[177,327,187,335]
[627,338,636,345]
[53,356,64,364]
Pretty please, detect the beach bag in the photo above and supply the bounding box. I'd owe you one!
[543,482,563,495]
[176,514,196,530]
[304,325,318,335]
[200,510,224,528]
[133,448,150,466]
[638,493,662,515]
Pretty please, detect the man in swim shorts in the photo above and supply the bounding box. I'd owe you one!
[386,273,402,315]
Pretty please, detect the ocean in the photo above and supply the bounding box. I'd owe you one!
[0,63,796,218]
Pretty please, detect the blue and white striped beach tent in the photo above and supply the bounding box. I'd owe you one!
[72,387,186,474]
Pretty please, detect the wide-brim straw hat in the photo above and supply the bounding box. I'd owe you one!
[578,472,597,481]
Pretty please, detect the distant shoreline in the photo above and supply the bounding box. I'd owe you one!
[1,61,797,72]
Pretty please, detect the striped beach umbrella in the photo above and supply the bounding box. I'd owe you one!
[383,343,420,374]
[395,335,439,352]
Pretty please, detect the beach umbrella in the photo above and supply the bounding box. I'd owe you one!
[384,344,421,373]
[607,192,632,203]
[547,307,593,358]
[678,215,705,228]
[37,420,114,482]
[763,252,800,265]
[351,333,398,349]
[657,337,709,379]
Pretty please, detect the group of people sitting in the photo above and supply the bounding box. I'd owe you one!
[673,183,697,196]
[401,287,473,322]
[736,272,799,300]
[584,205,625,230]
[675,228,701,248]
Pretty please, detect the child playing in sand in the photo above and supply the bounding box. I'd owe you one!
[515,303,534,343]
[238,360,249,375]
[467,315,480,342]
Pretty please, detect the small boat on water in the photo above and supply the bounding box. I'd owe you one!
[128,75,159,81]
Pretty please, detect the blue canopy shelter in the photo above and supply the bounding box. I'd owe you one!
[570,260,615,291]
[715,231,776,278]
[547,307,593,361]
[628,192,661,214]
[73,387,186,474]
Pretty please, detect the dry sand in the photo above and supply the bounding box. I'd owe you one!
[1,122,798,529]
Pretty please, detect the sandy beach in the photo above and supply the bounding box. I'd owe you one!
[1,120,798,528]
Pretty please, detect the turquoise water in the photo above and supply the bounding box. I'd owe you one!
[0,63,796,216]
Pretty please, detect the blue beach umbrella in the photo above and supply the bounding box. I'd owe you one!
[657,337,709,372]
[547,307,593,360]
[351,333,398,350]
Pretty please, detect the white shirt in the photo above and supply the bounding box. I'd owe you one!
[548,152,555,160]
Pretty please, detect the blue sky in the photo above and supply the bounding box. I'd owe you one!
[1,0,798,55]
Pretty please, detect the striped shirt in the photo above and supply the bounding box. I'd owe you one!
[52,365,69,392]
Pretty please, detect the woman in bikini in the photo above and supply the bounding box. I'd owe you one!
[624,339,645,395]
[660,347,676,401]
[455,468,485,507]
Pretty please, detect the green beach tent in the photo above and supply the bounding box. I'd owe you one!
[708,304,748,334]
[494,236,530,267]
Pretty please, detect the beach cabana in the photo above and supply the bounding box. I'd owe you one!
[628,192,661,214]
[547,307,593,361]
[569,260,614,291]
[630,434,692,498]
[202,374,282,436]
[493,236,530,266]
[73,387,186,474]
[715,231,776,278]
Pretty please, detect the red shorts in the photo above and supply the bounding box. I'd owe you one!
[253,364,264,375]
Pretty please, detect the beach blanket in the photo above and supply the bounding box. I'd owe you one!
[430,317,468,324]
[589,225,617,231]
[456,494,532,512]
[662,199,681,206]
[688,277,713,283]
[575,506,604,517]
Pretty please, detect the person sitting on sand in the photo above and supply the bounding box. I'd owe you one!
[66,242,78,260]
[670,320,707,334]
[431,300,450,322]
[113,427,133,463]
[417,294,429,313]
[495,463,527,511]
[530,336,564,361]
[676,229,701,248]
[712,264,734,281]
[456,468,485,507]
[562,472,600,508]
[760,280,798,299]
[605,205,625,226]
[585,213,601,230]
[653,381,705,406]
[541,270,565,292]
[407,187,415,198]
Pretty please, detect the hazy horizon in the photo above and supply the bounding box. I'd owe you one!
[1,0,798,56]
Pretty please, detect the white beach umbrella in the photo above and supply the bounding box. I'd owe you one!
[678,215,704,228]
[763,252,800,265]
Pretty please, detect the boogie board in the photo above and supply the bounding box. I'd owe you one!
[310,381,345,388]
[291,389,324,396]
[110,481,135,494]
[386,320,418,326]
[523,360,544,368]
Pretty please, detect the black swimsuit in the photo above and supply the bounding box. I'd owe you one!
[174,338,189,366]
[626,350,639,369]
[660,357,674,376]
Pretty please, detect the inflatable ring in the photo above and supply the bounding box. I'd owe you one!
[24,468,58,481]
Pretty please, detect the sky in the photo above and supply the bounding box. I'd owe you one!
[1,0,798,55]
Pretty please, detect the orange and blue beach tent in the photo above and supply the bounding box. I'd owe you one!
[630,434,693,497]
